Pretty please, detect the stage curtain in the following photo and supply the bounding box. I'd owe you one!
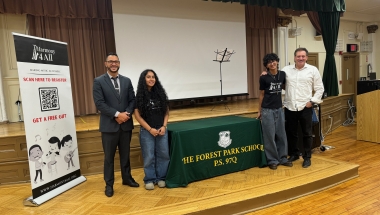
[307,11,322,35]
[319,12,340,96]
[0,0,115,115]
[0,0,112,18]
[205,0,346,12]
[245,5,275,99]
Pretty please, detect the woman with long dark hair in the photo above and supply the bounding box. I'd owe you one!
[134,69,170,190]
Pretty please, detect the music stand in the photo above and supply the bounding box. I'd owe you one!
[211,48,235,111]
[16,89,23,122]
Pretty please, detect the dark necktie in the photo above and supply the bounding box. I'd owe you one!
[111,76,119,94]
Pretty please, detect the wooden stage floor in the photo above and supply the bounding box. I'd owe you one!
[0,153,358,215]
[0,99,361,214]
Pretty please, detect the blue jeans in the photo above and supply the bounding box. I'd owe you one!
[139,127,170,184]
[261,108,288,165]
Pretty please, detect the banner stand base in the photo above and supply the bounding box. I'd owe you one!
[23,175,87,207]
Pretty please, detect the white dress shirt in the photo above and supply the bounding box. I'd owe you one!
[282,63,324,111]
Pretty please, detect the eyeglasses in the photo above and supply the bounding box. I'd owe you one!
[106,60,120,64]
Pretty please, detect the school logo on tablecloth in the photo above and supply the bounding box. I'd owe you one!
[218,131,232,148]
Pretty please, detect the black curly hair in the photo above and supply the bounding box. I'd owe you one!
[263,53,280,68]
[263,53,280,72]
[136,69,169,118]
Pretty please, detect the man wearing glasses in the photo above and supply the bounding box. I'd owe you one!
[93,53,139,197]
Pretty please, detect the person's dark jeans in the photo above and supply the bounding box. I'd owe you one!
[285,107,313,159]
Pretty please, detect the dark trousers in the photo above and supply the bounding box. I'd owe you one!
[285,107,313,159]
[102,129,132,187]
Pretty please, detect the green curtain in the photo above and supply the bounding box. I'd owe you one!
[319,12,340,96]
[207,0,345,12]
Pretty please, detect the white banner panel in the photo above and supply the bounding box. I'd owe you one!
[13,33,84,200]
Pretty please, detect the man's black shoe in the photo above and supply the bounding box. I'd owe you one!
[105,186,114,197]
[122,178,140,187]
[288,155,299,162]
[268,164,277,170]
[302,159,311,168]
[281,161,293,167]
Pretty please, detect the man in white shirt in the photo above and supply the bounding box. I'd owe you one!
[283,48,324,168]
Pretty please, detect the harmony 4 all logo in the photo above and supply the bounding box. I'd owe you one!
[32,45,55,61]
[218,131,232,148]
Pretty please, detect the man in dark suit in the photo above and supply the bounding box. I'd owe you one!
[93,53,139,197]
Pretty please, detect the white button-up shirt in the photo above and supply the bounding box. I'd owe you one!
[282,63,324,111]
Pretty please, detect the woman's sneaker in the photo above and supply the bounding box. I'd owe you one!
[157,180,166,188]
[145,182,154,190]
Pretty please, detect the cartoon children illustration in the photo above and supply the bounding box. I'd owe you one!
[28,144,45,184]
[46,136,62,174]
[61,134,77,170]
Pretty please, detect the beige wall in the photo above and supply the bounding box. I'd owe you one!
[0,14,27,122]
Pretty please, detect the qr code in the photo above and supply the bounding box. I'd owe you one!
[39,87,60,111]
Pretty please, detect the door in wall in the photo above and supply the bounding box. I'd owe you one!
[307,53,319,69]
[341,53,359,104]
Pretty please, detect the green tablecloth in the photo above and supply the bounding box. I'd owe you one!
[166,115,266,188]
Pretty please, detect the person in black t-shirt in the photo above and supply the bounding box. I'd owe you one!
[134,69,170,190]
[258,53,292,170]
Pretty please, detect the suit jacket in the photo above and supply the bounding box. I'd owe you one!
[93,73,136,132]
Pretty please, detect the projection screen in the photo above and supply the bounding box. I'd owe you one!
[112,0,247,100]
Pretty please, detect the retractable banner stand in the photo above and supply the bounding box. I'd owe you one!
[12,33,86,206]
